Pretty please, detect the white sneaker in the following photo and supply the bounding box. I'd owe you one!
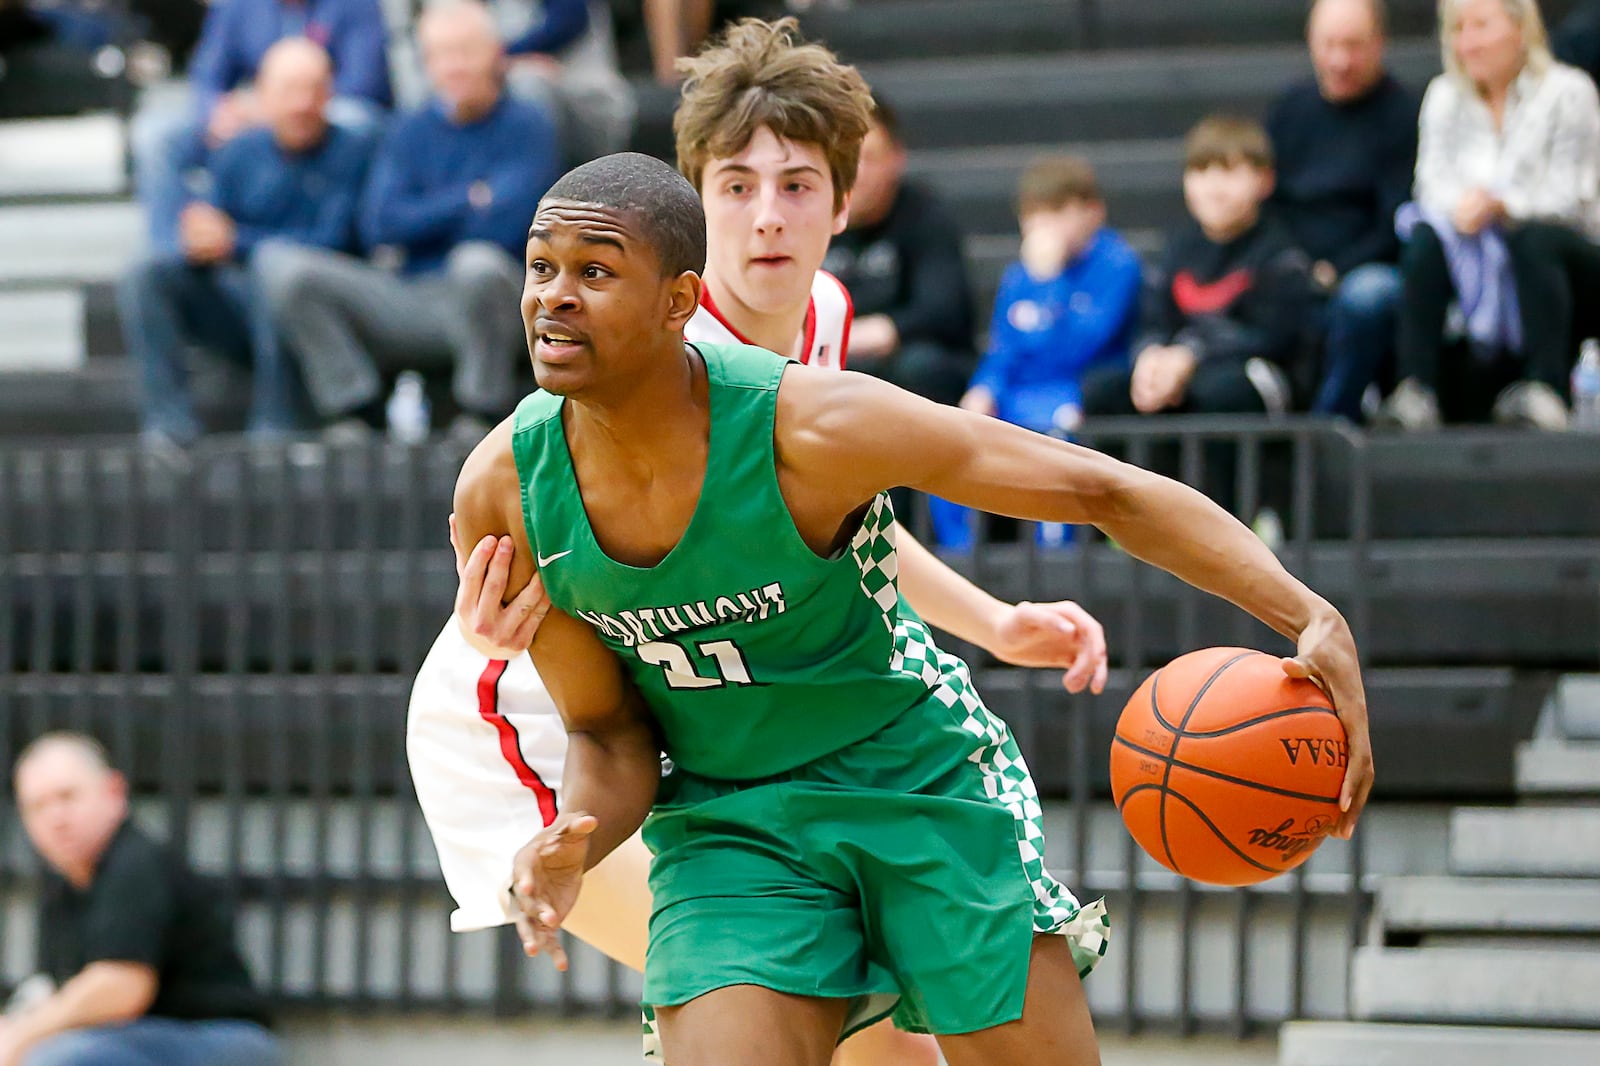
[1492,380,1570,431]
[1374,378,1442,431]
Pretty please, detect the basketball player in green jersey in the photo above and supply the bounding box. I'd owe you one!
[437,19,1102,1066]
[455,154,1373,1066]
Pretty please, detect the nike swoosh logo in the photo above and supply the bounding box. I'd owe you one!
[536,549,574,567]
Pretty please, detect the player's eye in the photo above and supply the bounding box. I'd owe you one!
[529,259,553,276]
[727,182,748,196]
[582,265,609,280]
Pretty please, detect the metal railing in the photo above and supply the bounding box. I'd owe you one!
[0,419,1372,1031]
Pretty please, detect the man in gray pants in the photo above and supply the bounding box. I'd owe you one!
[258,1,560,438]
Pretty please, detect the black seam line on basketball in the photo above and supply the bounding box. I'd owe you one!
[1116,783,1284,878]
[1155,651,1257,876]
[1172,705,1340,738]
[1112,735,1343,805]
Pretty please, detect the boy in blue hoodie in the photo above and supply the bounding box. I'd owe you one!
[959,157,1143,434]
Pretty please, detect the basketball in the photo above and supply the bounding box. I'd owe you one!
[1110,647,1347,886]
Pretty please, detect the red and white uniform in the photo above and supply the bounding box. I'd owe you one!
[407,272,853,932]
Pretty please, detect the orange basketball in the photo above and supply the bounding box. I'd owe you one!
[1109,647,1347,886]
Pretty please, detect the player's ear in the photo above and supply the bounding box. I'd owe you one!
[832,190,852,236]
[665,270,702,330]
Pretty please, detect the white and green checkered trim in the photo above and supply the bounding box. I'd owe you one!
[898,611,1112,976]
[849,493,901,632]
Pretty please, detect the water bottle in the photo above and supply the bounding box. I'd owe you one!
[1573,339,1600,432]
[387,371,431,444]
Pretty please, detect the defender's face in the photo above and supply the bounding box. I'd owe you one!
[522,202,678,396]
[700,127,849,317]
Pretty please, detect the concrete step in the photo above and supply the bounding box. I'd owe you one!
[0,114,127,199]
[1545,676,1600,740]
[1517,742,1600,796]
[0,287,84,372]
[1450,806,1600,877]
[1378,876,1600,937]
[0,200,142,284]
[1352,945,1600,1027]
[1280,1020,1600,1066]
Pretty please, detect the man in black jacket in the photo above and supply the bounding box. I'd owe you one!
[1,733,280,1066]
[823,97,977,405]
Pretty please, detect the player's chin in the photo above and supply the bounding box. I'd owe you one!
[531,359,589,396]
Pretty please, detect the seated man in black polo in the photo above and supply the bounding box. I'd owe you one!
[0,733,280,1066]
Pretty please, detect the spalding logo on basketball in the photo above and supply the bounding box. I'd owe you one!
[1109,646,1346,886]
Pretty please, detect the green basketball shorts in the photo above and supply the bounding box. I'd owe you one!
[639,669,1111,1043]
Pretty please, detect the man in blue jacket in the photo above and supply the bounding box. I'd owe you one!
[257,0,561,439]
[117,38,374,447]
[130,0,392,254]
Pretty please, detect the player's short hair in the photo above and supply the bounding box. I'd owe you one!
[540,152,708,277]
[1184,115,1274,172]
[14,731,113,779]
[673,18,875,211]
[1017,156,1102,212]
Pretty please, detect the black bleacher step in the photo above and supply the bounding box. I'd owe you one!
[5,540,1599,671]
[0,666,1550,800]
[798,0,1085,64]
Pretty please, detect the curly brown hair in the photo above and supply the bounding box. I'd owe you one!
[673,18,875,211]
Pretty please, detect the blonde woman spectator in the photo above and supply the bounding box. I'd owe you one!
[1382,0,1600,430]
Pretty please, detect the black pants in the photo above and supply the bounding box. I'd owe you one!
[1398,220,1596,405]
[1081,360,1268,517]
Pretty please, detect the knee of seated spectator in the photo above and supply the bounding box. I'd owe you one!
[20,1028,120,1066]
[118,253,190,304]
[446,242,520,289]
[249,239,325,310]
[1333,263,1402,317]
[1400,222,1446,272]
[130,104,197,161]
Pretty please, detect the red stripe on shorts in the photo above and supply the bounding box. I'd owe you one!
[476,658,559,826]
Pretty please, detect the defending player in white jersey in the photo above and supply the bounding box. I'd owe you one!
[408,20,1108,1066]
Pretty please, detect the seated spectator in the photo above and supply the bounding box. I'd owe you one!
[1381,0,1600,431]
[394,1,635,165]
[1555,0,1600,86]
[959,156,1142,434]
[823,97,976,405]
[1267,0,1418,421]
[257,0,559,440]
[130,0,392,254]
[0,733,280,1066]
[118,38,373,448]
[641,0,781,84]
[1083,116,1312,423]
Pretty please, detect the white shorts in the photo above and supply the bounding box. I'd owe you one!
[407,620,567,932]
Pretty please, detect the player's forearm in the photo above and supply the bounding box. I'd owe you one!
[895,526,1008,648]
[560,725,661,870]
[1094,466,1334,642]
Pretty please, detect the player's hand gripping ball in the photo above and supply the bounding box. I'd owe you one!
[1110,647,1348,886]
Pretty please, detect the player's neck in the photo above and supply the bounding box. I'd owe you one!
[702,273,808,360]
[569,342,706,458]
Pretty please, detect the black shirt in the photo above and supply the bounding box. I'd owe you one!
[823,180,976,353]
[39,821,271,1026]
[1138,214,1313,376]
[1266,74,1419,274]
[1556,3,1600,89]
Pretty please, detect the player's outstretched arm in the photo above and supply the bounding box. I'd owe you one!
[896,528,1108,694]
[775,367,1372,836]
[453,426,663,964]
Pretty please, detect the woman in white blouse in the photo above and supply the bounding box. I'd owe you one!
[1383,0,1600,430]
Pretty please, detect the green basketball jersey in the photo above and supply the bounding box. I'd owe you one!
[511,342,951,780]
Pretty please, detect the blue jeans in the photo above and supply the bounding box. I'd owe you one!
[116,254,303,441]
[21,1017,282,1066]
[1313,262,1402,421]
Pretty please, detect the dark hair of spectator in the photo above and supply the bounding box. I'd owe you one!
[14,731,113,777]
[1184,115,1275,171]
[1308,0,1389,37]
[1017,156,1102,212]
[540,153,708,278]
[871,95,902,144]
[674,18,875,211]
